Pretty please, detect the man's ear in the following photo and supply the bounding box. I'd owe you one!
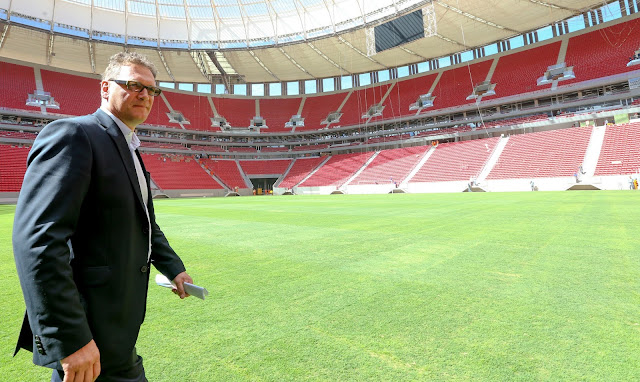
[100,80,110,100]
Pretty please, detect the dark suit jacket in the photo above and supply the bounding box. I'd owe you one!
[13,109,186,373]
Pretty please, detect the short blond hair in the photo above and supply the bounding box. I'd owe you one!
[102,52,157,81]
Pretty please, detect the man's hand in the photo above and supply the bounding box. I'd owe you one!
[172,271,193,299]
[61,339,100,382]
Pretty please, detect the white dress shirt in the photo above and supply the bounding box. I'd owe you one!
[101,107,152,261]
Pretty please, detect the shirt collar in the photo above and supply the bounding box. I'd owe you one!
[101,107,140,151]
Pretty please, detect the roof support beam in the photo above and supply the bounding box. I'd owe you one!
[0,24,8,50]
[321,0,336,33]
[436,2,519,34]
[208,0,222,45]
[307,41,351,74]
[278,47,313,77]
[338,36,384,67]
[249,50,280,81]
[207,51,232,92]
[528,0,580,14]
[47,33,54,65]
[182,0,193,49]
[157,50,175,82]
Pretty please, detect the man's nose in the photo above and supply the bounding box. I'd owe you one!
[137,88,150,98]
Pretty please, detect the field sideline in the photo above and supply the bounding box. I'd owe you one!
[2,191,640,381]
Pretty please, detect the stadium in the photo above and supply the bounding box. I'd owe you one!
[1,0,640,380]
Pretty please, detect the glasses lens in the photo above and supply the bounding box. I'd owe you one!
[149,87,161,96]
[127,81,144,92]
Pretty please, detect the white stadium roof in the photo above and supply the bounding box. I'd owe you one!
[0,0,616,84]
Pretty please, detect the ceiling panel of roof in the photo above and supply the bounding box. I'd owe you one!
[0,1,622,84]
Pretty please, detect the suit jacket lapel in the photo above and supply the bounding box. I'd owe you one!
[94,109,147,216]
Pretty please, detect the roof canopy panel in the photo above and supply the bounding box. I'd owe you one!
[0,0,619,83]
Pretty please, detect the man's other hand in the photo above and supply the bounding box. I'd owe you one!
[61,339,100,382]
[172,271,193,299]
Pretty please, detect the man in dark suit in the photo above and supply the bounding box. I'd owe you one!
[13,52,193,382]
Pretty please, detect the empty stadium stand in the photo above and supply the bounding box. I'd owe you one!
[0,62,38,111]
[562,17,640,86]
[200,158,249,189]
[141,153,223,190]
[41,70,101,116]
[430,60,493,110]
[277,157,326,188]
[491,42,561,98]
[594,122,640,175]
[297,93,348,131]
[350,146,429,185]
[487,127,592,179]
[163,91,218,132]
[211,97,255,128]
[412,138,500,183]
[0,144,30,192]
[259,98,302,132]
[338,85,391,127]
[380,73,439,119]
[300,152,374,187]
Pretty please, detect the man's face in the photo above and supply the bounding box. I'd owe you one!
[101,64,155,130]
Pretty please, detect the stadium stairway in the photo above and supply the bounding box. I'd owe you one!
[195,158,229,190]
[341,151,380,189]
[475,135,510,185]
[578,125,606,180]
[402,146,436,187]
[292,156,331,188]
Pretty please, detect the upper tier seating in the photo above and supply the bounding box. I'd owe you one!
[300,152,374,187]
[594,122,640,175]
[141,153,223,190]
[338,85,391,127]
[0,62,38,111]
[562,17,640,86]
[411,137,500,182]
[380,73,438,120]
[239,159,292,176]
[211,98,255,128]
[429,60,493,111]
[350,146,429,185]
[277,157,326,188]
[259,98,302,132]
[200,158,249,189]
[41,70,100,116]
[487,127,592,179]
[297,93,348,131]
[0,144,30,192]
[491,42,561,98]
[163,92,218,132]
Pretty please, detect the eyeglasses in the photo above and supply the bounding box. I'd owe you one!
[110,79,162,97]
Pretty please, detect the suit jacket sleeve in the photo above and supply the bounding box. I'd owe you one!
[13,119,94,366]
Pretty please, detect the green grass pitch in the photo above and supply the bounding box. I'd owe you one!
[2,191,640,381]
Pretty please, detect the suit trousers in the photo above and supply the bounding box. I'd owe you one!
[50,349,146,382]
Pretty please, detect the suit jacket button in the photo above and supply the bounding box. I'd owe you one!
[140,265,148,273]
